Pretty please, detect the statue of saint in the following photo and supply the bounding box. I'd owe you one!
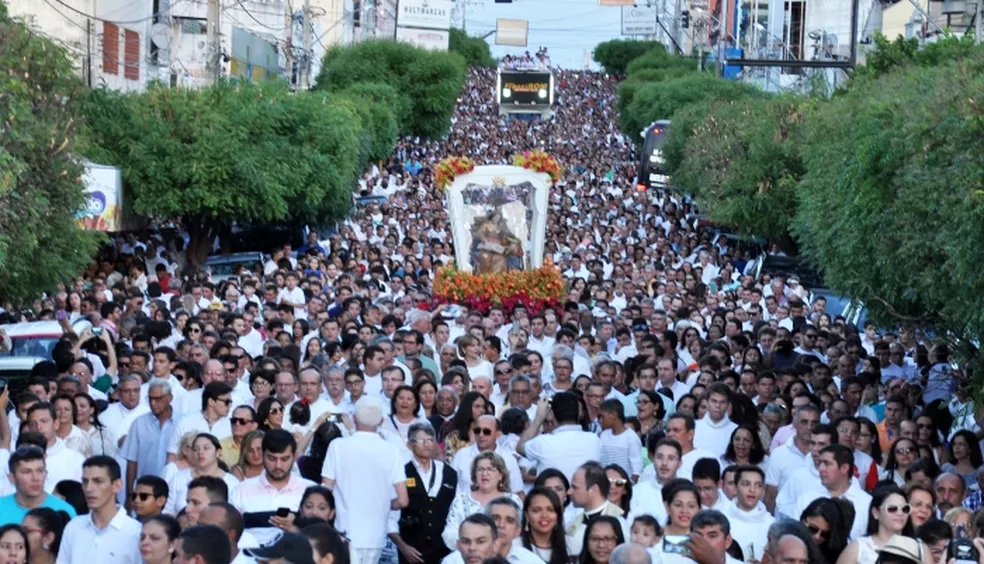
[471,210,524,274]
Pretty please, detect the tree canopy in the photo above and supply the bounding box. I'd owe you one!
[449,28,496,68]
[81,81,378,264]
[593,39,668,75]
[0,8,104,302]
[313,40,467,139]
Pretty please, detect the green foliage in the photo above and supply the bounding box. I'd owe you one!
[794,57,984,339]
[313,40,467,139]
[622,73,757,142]
[0,14,105,302]
[851,32,979,84]
[81,81,369,263]
[674,95,805,247]
[593,39,668,75]
[449,28,495,67]
[617,65,696,119]
[624,51,698,75]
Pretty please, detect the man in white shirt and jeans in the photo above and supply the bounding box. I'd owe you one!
[322,396,409,564]
[57,456,142,564]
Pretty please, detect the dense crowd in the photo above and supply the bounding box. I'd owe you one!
[0,61,977,564]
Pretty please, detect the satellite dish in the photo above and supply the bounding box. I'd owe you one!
[151,22,172,49]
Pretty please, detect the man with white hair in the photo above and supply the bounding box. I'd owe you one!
[610,543,652,564]
[472,375,493,400]
[322,396,409,564]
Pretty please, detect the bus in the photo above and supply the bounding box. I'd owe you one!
[636,120,671,192]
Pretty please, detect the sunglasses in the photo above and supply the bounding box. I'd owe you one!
[885,504,912,514]
[218,398,233,406]
[130,492,156,502]
[231,417,254,426]
[173,373,186,381]
[472,427,494,437]
[895,447,914,455]
[609,478,628,486]
[803,523,831,540]
[495,370,511,376]
[269,407,283,414]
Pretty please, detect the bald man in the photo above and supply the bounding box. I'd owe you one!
[610,543,651,564]
[764,535,808,564]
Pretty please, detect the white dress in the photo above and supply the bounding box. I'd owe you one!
[857,536,881,564]
[61,425,92,457]
[84,424,119,457]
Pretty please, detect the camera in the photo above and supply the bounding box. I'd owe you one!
[950,526,979,564]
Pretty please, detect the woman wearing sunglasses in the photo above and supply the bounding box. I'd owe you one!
[800,497,854,564]
[604,465,632,515]
[884,437,918,487]
[257,397,285,432]
[836,485,915,564]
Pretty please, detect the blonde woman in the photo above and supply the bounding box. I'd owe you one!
[161,432,197,485]
[231,430,265,481]
[457,336,492,382]
[441,452,520,549]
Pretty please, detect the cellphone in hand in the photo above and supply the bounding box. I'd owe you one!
[92,327,104,337]
[276,507,290,518]
[0,378,6,393]
[663,535,691,556]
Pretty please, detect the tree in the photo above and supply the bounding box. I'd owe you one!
[673,94,805,250]
[313,40,467,139]
[449,28,495,67]
[81,81,375,264]
[593,39,668,75]
[849,32,978,84]
[621,73,757,142]
[793,58,984,348]
[0,8,104,302]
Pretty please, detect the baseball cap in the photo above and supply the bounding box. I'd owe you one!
[243,532,316,564]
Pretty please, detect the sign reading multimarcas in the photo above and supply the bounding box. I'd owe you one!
[622,5,658,35]
[497,71,554,106]
[397,0,452,30]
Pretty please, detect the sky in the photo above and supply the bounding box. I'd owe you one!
[457,0,634,69]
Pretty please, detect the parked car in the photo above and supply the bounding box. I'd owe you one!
[205,252,268,283]
[0,319,92,395]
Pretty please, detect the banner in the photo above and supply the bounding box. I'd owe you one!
[395,26,450,50]
[621,5,658,35]
[497,71,554,106]
[495,19,529,46]
[79,162,122,232]
[397,0,452,30]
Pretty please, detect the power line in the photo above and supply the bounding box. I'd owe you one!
[225,0,289,31]
[46,0,179,25]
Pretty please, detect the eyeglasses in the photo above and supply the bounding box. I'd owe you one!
[130,492,156,501]
[472,427,494,437]
[476,466,500,474]
[803,523,831,541]
[231,417,254,426]
[884,504,912,514]
[609,478,628,486]
[409,438,436,445]
[148,394,169,403]
[589,536,619,545]
[345,379,364,386]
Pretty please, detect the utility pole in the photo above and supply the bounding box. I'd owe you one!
[301,0,312,89]
[977,0,983,45]
[286,4,294,87]
[673,0,682,53]
[206,0,221,85]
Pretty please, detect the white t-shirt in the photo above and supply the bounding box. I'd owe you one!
[524,425,601,482]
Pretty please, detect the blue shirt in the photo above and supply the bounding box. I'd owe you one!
[0,493,77,525]
[120,412,174,484]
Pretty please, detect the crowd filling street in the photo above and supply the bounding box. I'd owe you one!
[0,62,978,564]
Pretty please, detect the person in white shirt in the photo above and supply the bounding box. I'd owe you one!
[167,382,234,461]
[26,403,85,492]
[693,384,738,459]
[630,438,682,526]
[480,497,544,564]
[322,396,409,564]
[57,456,142,564]
[565,462,629,555]
[286,367,336,435]
[692,458,729,513]
[794,444,871,541]
[527,315,555,360]
[278,272,307,320]
[722,465,774,561]
[664,413,717,481]
[451,514,498,564]
[173,523,232,563]
[775,423,837,519]
[100,375,150,440]
[516,393,601,483]
[451,415,524,495]
[598,400,643,481]
[765,404,820,513]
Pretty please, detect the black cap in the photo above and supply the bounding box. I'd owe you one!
[243,532,315,564]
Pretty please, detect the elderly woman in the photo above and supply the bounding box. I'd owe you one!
[441,452,521,549]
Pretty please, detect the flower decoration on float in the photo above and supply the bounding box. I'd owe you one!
[434,156,476,191]
[432,258,565,315]
[512,150,563,184]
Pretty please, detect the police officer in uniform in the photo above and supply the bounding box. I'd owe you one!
[390,422,458,564]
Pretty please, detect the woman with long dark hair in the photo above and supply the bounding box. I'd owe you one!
[23,508,69,564]
[0,525,29,564]
[579,515,624,564]
[941,429,984,492]
[634,390,665,438]
[884,437,918,487]
[800,497,854,564]
[604,465,633,515]
[443,391,489,460]
[257,397,285,431]
[520,488,569,564]
[720,424,768,469]
[836,485,915,564]
[857,417,883,468]
[164,433,240,515]
[533,469,578,526]
[298,421,344,483]
[72,393,116,457]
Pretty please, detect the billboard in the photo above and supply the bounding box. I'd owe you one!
[395,26,450,50]
[622,5,658,35]
[497,71,554,107]
[495,19,529,46]
[79,163,122,232]
[397,0,452,30]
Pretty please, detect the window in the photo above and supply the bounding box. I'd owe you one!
[124,29,140,80]
[103,21,119,75]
